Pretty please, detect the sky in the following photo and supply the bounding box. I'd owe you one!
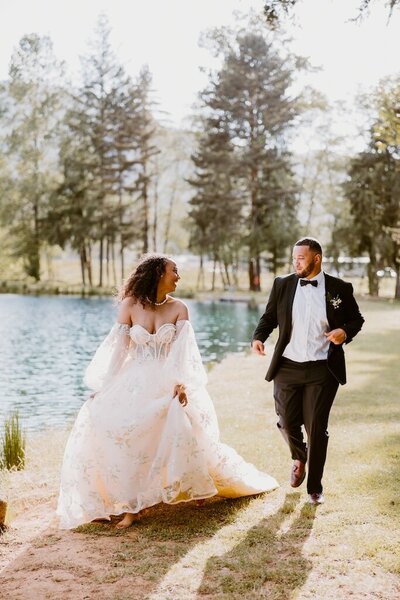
[1,0,400,135]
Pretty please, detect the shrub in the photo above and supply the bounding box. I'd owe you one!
[1,412,26,471]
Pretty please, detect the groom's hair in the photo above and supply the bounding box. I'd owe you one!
[294,237,322,255]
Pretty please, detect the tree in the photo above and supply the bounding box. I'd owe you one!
[188,117,243,290]
[372,79,400,297]
[263,0,400,24]
[55,16,159,285]
[196,22,302,290]
[123,67,159,256]
[47,127,99,286]
[1,34,64,280]
[146,126,195,255]
[343,147,398,296]
[77,15,131,287]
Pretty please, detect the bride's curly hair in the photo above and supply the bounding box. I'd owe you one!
[118,253,170,308]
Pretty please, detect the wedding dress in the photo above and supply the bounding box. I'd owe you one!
[57,320,278,529]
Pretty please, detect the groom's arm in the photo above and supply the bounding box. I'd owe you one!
[340,281,365,344]
[252,278,280,350]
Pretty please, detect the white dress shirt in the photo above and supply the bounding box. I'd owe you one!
[282,270,330,362]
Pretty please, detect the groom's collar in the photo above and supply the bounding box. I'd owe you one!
[297,270,324,285]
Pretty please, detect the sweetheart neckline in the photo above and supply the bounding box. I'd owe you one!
[130,322,177,336]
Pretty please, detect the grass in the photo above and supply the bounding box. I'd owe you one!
[0,412,26,471]
[1,297,399,599]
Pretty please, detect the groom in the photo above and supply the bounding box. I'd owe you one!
[252,237,364,505]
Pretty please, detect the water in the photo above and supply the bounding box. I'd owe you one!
[0,295,263,431]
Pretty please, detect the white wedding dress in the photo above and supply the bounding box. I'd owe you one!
[57,320,278,529]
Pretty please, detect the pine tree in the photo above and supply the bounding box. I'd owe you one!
[1,34,64,280]
[194,22,302,289]
[188,117,242,290]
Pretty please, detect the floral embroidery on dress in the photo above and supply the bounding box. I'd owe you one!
[56,320,278,529]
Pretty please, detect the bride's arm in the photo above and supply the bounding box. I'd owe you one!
[169,302,207,406]
[106,298,132,377]
[172,302,189,405]
[85,298,132,393]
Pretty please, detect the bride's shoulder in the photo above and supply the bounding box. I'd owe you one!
[169,297,189,320]
[119,295,136,307]
[116,295,137,323]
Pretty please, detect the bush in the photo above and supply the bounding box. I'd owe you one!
[0,412,26,471]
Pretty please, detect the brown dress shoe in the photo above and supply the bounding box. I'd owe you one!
[290,460,306,488]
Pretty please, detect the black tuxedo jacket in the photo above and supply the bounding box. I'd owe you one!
[252,273,365,385]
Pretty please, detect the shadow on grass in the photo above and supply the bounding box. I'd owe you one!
[335,326,400,425]
[197,493,317,600]
[0,495,263,599]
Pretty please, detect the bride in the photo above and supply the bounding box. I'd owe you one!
[57,254,278,529]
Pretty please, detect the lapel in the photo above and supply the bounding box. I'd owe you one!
[324,273,337,327]
[286,274,298,334]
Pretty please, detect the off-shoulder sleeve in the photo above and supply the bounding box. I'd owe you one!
[163,320,207,391]
[84,323,131,392]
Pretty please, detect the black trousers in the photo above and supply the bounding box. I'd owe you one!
[273,357,339,494]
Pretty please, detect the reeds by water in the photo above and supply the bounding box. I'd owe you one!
[1,412,26,471]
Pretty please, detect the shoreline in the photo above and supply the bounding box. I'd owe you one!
[1,277,398,302]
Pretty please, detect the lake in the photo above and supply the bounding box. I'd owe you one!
[0,295,264,431]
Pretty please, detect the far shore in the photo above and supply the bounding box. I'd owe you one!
[0,277,398,302]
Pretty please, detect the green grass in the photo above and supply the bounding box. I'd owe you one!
[0,411,26,471]
[71,298,400,598]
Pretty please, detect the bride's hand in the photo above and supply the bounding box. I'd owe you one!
[174,384,188,406]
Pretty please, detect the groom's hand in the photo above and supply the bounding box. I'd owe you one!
[324,328,347,345]
[252,340,266,356]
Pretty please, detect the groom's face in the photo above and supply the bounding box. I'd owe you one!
[292,245,321,279]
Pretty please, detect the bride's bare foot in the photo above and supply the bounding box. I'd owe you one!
[115,512,139,529]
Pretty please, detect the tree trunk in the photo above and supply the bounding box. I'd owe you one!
[152,168,159,252]
[111,240,117,286]
[196,254,205,291]
[219,261,227,289]
[120,241,125,282]
[98,236,104,287]
[233,252,239,288]
[367,254,379,296]
[211,256,217,291]
[106,237,110,286]
[142,166,149,254]
[395,263,400,300]
[87,242,93,287]
[163,183,177,253]
[80,245,86,286]
[27,202,41,281]
[249,257,261,292]
[223,260,231,287]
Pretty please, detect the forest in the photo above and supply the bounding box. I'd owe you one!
[0,13,399,297]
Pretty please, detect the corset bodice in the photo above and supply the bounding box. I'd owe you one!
[128,323,177,360]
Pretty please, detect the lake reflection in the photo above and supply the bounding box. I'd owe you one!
[0,295,263,431]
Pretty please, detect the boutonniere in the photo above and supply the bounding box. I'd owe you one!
[326,292,342,309]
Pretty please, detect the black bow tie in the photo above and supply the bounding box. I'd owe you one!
[300,279,318,287]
